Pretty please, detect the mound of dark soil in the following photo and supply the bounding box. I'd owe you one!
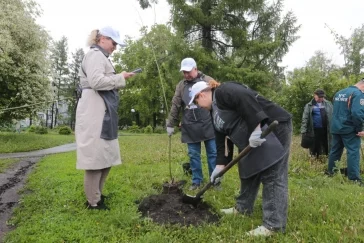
[138,183,219,226]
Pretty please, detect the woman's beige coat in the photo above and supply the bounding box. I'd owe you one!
[76,47,126,170]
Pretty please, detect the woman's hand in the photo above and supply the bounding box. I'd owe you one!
[122,71,136,79]
[211,165,225,184]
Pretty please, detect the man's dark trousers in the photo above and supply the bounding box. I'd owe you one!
[328,133,361,181]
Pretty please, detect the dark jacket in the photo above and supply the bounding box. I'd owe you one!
[331,86,364,134]
[301,98,333,145]
[214,82,291,135]
[167,72,215,143]
[212,82,291,178]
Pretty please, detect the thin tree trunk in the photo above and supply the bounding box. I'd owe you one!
[51,102,54,129]
[46,109,49,127]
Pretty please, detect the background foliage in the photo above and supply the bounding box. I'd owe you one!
[0,0,363,133]
[0,0,52,123]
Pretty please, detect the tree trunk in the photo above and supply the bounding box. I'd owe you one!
[201,0,213,53]
[46,109,49,127]
[51,102,54,129]
[136,112,140,126]
[153,112,157,128]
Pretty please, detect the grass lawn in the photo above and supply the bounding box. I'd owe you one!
[0,132,75,153]
[3,134,364,242]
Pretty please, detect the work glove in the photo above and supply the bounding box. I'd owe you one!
[166,127,174,136]
[249,130,266,148]
[210,165,225,184]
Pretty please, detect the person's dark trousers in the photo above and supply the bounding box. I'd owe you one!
[328,133,361,181]
[235,120,292,232]
[310,128,328,158]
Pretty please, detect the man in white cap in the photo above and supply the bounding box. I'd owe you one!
[166,57,217,190]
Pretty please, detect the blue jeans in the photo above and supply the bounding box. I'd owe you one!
[187,138,217,184]
[236,121,292,232]
[328,133,361,181]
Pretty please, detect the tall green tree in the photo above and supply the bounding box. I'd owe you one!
[327,24,364,78]
[138,0,300,95]
[113,24,187,127]
[68,48,85,129]
[274,51,349,132]
[49,36,70,128]
[0,0,52,123]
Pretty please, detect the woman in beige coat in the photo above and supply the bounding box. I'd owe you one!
[76,26,135,210]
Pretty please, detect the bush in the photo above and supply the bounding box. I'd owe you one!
[0,123,14,132]
[128,122,140,133]
[153,125,164,134]
[28,125,36,133]
[58,126,72,135]
[143,125,153,134]
[34,126,48,134]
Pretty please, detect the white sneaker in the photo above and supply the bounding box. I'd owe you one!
[220,207,238,214]
[246,226,274,237]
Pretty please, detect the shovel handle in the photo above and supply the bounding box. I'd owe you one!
[194,120,279,199]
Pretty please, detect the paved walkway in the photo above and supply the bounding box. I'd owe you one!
[0,143,76,159]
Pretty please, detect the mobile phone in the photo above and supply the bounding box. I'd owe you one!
[131,68,143,73]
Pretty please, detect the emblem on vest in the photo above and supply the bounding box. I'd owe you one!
[334,93,348,102]
[213,110,225,131]
[360,99,364,106]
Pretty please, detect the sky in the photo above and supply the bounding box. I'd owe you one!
[34,0,364,72]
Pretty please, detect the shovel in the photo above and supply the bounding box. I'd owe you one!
[182,120,279,206]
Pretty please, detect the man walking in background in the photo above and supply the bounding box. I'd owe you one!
[166,58,217,190]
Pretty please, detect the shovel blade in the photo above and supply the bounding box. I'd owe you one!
[182,193,202,207]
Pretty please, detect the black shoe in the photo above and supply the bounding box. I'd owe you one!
[100,194,108,203]
[86,201,110,210]
[85,194,108,206]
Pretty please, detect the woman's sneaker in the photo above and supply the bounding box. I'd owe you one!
[246,226,274,236]
[86,201,110,210]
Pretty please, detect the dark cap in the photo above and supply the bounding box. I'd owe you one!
[314,89,325,98]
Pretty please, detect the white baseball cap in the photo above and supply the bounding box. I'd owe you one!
[99,26,126,47]
[188,81,209,105]
[180,57,197,72]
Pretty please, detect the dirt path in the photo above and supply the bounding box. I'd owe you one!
[0,143,76,242]
[0,157,40,240]
[0,143,76,159]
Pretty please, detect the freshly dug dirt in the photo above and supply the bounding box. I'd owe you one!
[138,183,220,226]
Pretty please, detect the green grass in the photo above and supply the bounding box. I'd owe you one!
[0,158,20,173]
[3,135,364,242]
[0,132,75,153]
